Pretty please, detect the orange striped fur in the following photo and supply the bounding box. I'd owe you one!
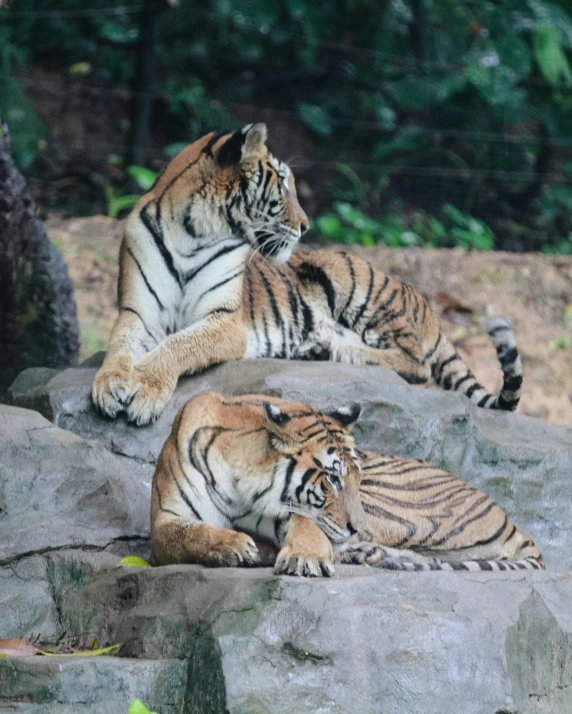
[92,124,522,426]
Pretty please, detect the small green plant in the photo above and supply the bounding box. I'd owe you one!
[129,700,157,714]
[549,335,570,350]
[313,202,496,251]
[105,165,158,219]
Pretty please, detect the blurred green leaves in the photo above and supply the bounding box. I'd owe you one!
[314,202,495,251]
[3,0,572,251]
[534,24,572,85]
[297,103,333,137]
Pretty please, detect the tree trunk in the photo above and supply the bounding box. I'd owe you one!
[0,121,79,393]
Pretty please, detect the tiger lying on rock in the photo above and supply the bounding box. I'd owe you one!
[92,123,523,426]
[150,391,366,577]
[150,392,543,576]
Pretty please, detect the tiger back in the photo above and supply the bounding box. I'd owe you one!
[243,249,523,412]
[150,391,365,577]
[344,450,543,571]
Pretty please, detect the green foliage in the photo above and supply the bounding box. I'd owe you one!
[126,166,157,192]
[3,0,572,251]
[129,700,157,714]
[534,24,572,85]
[105,165,158,218]
[0,26,44,169]
[105,190,140,220]
[314,202,495,251]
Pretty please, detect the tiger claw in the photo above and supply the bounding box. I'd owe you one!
[274,547,335,578]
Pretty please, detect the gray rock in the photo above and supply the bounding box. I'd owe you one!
[6,359,572,568]
[0,556,58,642]
[0,656,186,713]
[56,565,572,714]
[2,358,572,712]
[0,405,152,565]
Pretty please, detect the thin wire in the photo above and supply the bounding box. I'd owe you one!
[6,75,572,146]
[16,132,572,182]
[0,3,153,19]
[2,3,572,90]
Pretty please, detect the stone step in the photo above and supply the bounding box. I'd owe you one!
[57,564,572,714]
[0,656,186,714]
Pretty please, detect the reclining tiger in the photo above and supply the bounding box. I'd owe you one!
[92,123,523,426]
[151,392,543,575]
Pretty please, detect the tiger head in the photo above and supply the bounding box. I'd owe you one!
[261,400,366,548]
[138,123,308,263]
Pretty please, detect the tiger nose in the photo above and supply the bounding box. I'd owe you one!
[300,219,309,235]
[346,521,358,536]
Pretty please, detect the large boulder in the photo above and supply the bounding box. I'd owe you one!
[7,358,572,568]
[0,405,152,565]
[1,358,572,712]
[2,562,572,714]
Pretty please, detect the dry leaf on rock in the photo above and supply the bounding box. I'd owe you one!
[0,639,39,657]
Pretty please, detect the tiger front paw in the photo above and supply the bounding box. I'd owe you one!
[124,361,177,426]
[274,539,335,577]
[91,359,135,418]
[209,530,260,567]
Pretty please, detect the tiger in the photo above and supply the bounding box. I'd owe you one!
[150,391,366,577]
[150,391,543,577]
[92,122,522,426]
[343,450,544,572]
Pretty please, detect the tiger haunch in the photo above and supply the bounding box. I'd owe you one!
[244,250,522,412]
[343,450,543,572]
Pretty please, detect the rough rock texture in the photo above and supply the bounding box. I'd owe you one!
[0,121,79,393]
[2,358,572,712]
[0,405,152,564]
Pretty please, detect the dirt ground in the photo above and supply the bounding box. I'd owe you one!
[47,215,572,425]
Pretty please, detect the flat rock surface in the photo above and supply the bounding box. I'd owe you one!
[2,359,572,712]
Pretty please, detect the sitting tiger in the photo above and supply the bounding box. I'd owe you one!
[150,391,366,577]
[151,391,543,576]
[93,123,522,426]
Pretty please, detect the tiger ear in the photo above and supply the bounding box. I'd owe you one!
[241,123,267,160]
[326,403,361,431]
[216,123,268,167]
[262,402,294,448]
[263,402,291,429]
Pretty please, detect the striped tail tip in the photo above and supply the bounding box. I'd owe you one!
[375,556,544,572]
[486,317,523,412]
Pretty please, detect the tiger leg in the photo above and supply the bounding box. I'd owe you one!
[332,344,431,384]
[274,514,335,577]
[343,541,440,568]
[125,314,248,425]
[92,308,159,418]
[151,517,260,567]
